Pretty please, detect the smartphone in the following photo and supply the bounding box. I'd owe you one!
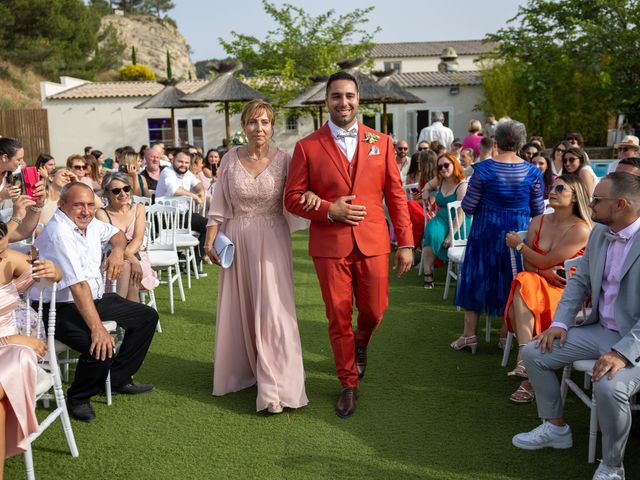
[119,165,129,174]
[31,245,40,281]
[12,172,23,192]
[21,166,39,199]
[556,268,566,279]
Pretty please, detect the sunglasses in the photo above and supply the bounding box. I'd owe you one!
[438,163,452,170]
[418,147,429,151]
[590,196,615,205]
[397,147,409,151]
[550,184,570,194]
[72,164,87,170]
[563,156,580,163]
[618,147,637,153]
[110,186,132,195]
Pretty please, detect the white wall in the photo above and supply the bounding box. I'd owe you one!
[372,55,480,73]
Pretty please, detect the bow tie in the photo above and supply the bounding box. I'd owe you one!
[336,129,357,139]
[605,232,629,243]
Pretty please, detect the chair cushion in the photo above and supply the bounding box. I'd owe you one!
[175,234,200,247]
[148,250,179,267]
[448,246,466,263]
[572,359,596,373]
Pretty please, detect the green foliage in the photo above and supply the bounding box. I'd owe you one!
[218,0,379,114]
[131,46,137,65]
[480,0,640,145]
[87,0,112,16]
[112,0,145,13]
[166,50,172,80]
[142,0,175,16]
[119,64,155,81]
[0,0,124,81]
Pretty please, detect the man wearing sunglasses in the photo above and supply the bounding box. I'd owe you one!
[607,135,640,174]
[513,172,640,480]
[395,140,410,184]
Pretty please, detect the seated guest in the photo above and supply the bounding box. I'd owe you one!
[0,137,46,242]
[615,157,640,176]
[120,150,149,197]
[550,140,571,175]
[405,152,422,185]
[562,147,597,196]
[0,220,61,468]
[40,167,77,225]
[459,148,475,178]
[203,149,220,181]
[512,172,640,480]
[155,149,208,274]
[531,151,555,198]
[477,136,495,162]
[95,173,158,302]
[417,141,430,152]
[35,153,56,181]
[34,182,158,422]
[405,150,437,255]
[82,154,103,195]
[503,174,591,403]
[529,136,545,151]
[419,153,469,288]
[139,145,165,193]
[519,142,539,162]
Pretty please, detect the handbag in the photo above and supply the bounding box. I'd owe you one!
[214,231,235,269]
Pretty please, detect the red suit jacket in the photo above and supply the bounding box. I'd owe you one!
[285,122,413,257]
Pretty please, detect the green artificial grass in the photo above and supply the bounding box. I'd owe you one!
[6,232,638,479]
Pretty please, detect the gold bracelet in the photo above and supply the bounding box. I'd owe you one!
[0,337,9,346]
[10,216,23,225]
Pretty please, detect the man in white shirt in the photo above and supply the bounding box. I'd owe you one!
[155,149,208,273]
[395,140,410,184]
[417,112,454,150]
[35,182,158,422]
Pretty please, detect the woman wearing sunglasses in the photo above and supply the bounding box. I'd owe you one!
[550,141,571,175]
[95,173,158,301]
[561,147,596,196]
[503,175,592,403]
[419,153,469,288]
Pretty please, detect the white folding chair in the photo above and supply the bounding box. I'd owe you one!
[155,196,201,288]
[443,200,471,301]
[132,195,152,206]
[23,280,79,480]
[146,204,185,314]
[501,230,528,366]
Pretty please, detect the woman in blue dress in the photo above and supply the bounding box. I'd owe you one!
[420,153,469,288]
[451,120,545,353]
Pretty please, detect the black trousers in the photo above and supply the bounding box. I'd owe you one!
[41,293,158,403]
[191,212,207,266]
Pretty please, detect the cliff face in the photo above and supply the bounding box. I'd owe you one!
[100,14,197,80]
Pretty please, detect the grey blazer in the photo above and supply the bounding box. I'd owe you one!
[554,223,640,365]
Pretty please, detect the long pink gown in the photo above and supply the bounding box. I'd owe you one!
[207,147,308,411]
[0,269,38,457]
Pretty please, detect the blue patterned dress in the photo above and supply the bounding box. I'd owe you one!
[455,160,545,316]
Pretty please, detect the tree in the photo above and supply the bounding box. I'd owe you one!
[131,46,137,65]
[142,0,175,16]
[113,0,145,13]
[166,50,172,79]
[219,1,379,112]
[480,0,640,145]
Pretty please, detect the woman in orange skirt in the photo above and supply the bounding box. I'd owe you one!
[503,174,592,403]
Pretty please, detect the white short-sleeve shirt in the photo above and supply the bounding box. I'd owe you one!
[32,209,119,303]
[155,166,200,199]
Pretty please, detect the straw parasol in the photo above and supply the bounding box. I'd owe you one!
[284,75,328,129]
[372,69,424,134]
[134,79,207,147]
[181,60,269,144]
[302,59,406,134]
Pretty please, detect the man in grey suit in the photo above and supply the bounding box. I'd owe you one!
[512,172,640,480]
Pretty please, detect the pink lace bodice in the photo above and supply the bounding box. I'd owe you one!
[0,269,33,336]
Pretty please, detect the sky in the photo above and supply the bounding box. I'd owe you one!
[172,0,527,62]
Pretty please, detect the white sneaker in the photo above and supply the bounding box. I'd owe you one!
[592,462,624,480]
[512,422,573,450]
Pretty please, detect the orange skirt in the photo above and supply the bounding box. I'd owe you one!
[504,271,565,336]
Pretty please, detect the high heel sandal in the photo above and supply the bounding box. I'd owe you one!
[423,273,435,289]
[450,335,478,354]
[510,381,534,404]
[267,402,283,414]
[507,360,528,380]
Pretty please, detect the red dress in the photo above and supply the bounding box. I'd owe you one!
[504,216,585,335]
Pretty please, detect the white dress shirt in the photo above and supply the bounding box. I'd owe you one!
[327,120,358,162]
[32,209,119,303]
[155,166,201,199]
[417,122,454,151]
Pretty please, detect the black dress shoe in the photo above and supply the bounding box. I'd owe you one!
[335,388,358,418]
[67,400,96,422]
[113,383,155,395]
[356,347,367,379]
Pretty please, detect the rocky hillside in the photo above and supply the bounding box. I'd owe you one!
[0,60,44,109]
[100,14,197,80]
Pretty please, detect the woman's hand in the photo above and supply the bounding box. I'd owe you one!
[2,185,21,201]
[505,231,523,249]
[206,245,221,266]
[38,166,49,181]
[442,235,452,249]
[9,336,48,360]
[32,259,61,281]
[128,255,143,287]
[538,267,566,287]
[299,191,321,212]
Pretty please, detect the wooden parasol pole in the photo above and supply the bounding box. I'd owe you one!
[382,103,388,134]
[224,101,231,145]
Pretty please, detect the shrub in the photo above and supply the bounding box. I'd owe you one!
[119,64,156,81]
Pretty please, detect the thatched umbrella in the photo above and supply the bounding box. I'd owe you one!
[182,61,269,144]
[284,75,328,130]
[372,70,424,134]
[302,59,406,134]
[134,79,207,147]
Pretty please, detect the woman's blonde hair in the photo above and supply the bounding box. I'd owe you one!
[556,174,593,228]
[121,151,140,167]
[468,119,482,133]
[241,99,274,127]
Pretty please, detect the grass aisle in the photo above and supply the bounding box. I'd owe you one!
[8,231,638,479]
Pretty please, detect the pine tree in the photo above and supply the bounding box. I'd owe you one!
[131,46,137,65]
[142,0,175,17]
[166,50,172,79]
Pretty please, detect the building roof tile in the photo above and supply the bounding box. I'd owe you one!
[393,71,481,88]
[371,40,496,58]
[48,80,208,100]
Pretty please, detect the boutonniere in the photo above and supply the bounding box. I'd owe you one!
[364,132,380,144]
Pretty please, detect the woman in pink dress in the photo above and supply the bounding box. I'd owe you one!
[0,220,61,470]
[462,119,483,158]
[95,172,158,301]
[204,100,317,414]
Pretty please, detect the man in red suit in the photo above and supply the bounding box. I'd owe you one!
[284,71,414,418]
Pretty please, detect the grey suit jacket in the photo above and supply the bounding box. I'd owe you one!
[554,223,640,365]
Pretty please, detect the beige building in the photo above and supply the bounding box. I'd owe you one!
[40,40,494,159]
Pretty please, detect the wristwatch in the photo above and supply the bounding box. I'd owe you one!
[516,242,525,252]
